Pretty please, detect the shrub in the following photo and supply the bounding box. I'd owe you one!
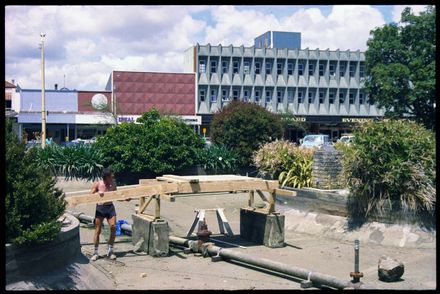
[341,119,436,219]
[210,101,284,165]
[94,108,205,177]
[278,147,315,188]
[253,140,298,179]
[198,144,241,174]
[35,144,104,181]
[6,119,66,245]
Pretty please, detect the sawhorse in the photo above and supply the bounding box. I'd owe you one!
[186,208,234,237]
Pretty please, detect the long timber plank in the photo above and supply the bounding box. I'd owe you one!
[66,183,178,207]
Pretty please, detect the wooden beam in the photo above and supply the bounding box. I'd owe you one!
[173,180,279,194]
[248,190,254,207]
[66,184,179,207]
[274,188,297,197]
[138,195,155,214]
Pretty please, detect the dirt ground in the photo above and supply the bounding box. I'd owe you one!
[8,178,436,290]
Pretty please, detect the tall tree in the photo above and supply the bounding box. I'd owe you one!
[364,6,436,130]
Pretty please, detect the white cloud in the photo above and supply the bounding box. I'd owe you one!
[204,5,385,51]
[6,5,400,91]
[392,5,427,22]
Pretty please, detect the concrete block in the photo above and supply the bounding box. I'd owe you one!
[132,214,169,257]
[240,208,285,248]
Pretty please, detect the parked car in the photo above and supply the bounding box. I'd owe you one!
[25,139,41,149]
[338,135,354,144]
[300,134,331,149]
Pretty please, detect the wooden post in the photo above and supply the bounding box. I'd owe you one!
[267,192,276,214]
[138,196,145,214]
[155,195,161,220]
[248,190,255,207]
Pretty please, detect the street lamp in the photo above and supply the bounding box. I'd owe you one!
[40,33,46,148]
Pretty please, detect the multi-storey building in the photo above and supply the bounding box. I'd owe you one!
[184,31,384,142]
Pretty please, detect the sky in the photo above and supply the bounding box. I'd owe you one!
[5,5,429,91]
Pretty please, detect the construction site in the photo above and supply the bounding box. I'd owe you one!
[6,175,436,290]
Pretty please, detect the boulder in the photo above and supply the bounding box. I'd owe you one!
[378,255,404,282]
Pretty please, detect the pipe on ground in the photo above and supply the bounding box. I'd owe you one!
[66,210,132,234]
[169,236,369,290]
[67,212,369,289]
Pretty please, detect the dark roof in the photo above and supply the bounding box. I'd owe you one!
[5,81,16,88]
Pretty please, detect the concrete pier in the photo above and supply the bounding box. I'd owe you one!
[240,208,285,248]
[131,214,169,256]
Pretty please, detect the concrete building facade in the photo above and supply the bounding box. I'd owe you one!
[184,31,384,141]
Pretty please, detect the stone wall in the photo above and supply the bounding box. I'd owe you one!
[311,146,343,189]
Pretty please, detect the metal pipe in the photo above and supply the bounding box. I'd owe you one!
[66,210,94,223]
[169,236,369,289]
[354,239,359,273]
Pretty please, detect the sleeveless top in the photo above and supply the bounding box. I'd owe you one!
[96,180,114,206]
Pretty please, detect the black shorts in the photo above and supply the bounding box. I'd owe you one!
[95,203,116,220]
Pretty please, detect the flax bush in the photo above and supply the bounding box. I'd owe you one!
[253,140,315,188]
[198,144,241,174]
[341,119,436,221]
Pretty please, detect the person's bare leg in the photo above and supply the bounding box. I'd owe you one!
[92,217,103,260]
[107,216,117,259]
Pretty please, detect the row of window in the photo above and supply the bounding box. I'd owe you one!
[200,89,366,104]
[199,60,365,77]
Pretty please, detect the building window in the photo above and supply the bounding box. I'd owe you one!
[6,100,12,109]
[210,89,217,102]
[233,61,239,74]
[277,63,282,75]
[200,90,205,102]
[265,90,271,103]
[349,93,354,104]
[349,63,355,77]
[308,91,314,104]
[222,89,228,101]
[359,64,364,78]
[266,63,272,75]
[329,64,335,76]
[211,60,217,73]
[309,64,314,75]
[199,60,206,73]
[298,64,304,75]
[359,92,364,104]
[222,61,228,74]
[255,90,260,102]
[287,63,293,75]
[244,61,250,74]
[277,91,282,103]
[329,93,334,104]
[340,64,345,77]
[339,92,345,104]
[287,91,293,103]
[319,63,324,76]
[255,62,261,74]
[233,90,239,100]
[298,91,303,103]
[319,91,324,103]
[243,90,249,101]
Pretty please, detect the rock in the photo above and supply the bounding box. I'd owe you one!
[140,273,147,278]
[378,255,404,282]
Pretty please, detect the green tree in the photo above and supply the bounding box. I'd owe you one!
[6,119,66,245]
[364,6,436,130]
[94,108,204,178]
[210,101,284,165]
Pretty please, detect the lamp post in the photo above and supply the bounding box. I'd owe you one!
[40,33,46,148]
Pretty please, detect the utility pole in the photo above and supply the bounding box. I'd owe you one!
[40,33,46,148]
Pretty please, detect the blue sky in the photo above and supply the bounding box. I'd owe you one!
[5,5,429,90]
